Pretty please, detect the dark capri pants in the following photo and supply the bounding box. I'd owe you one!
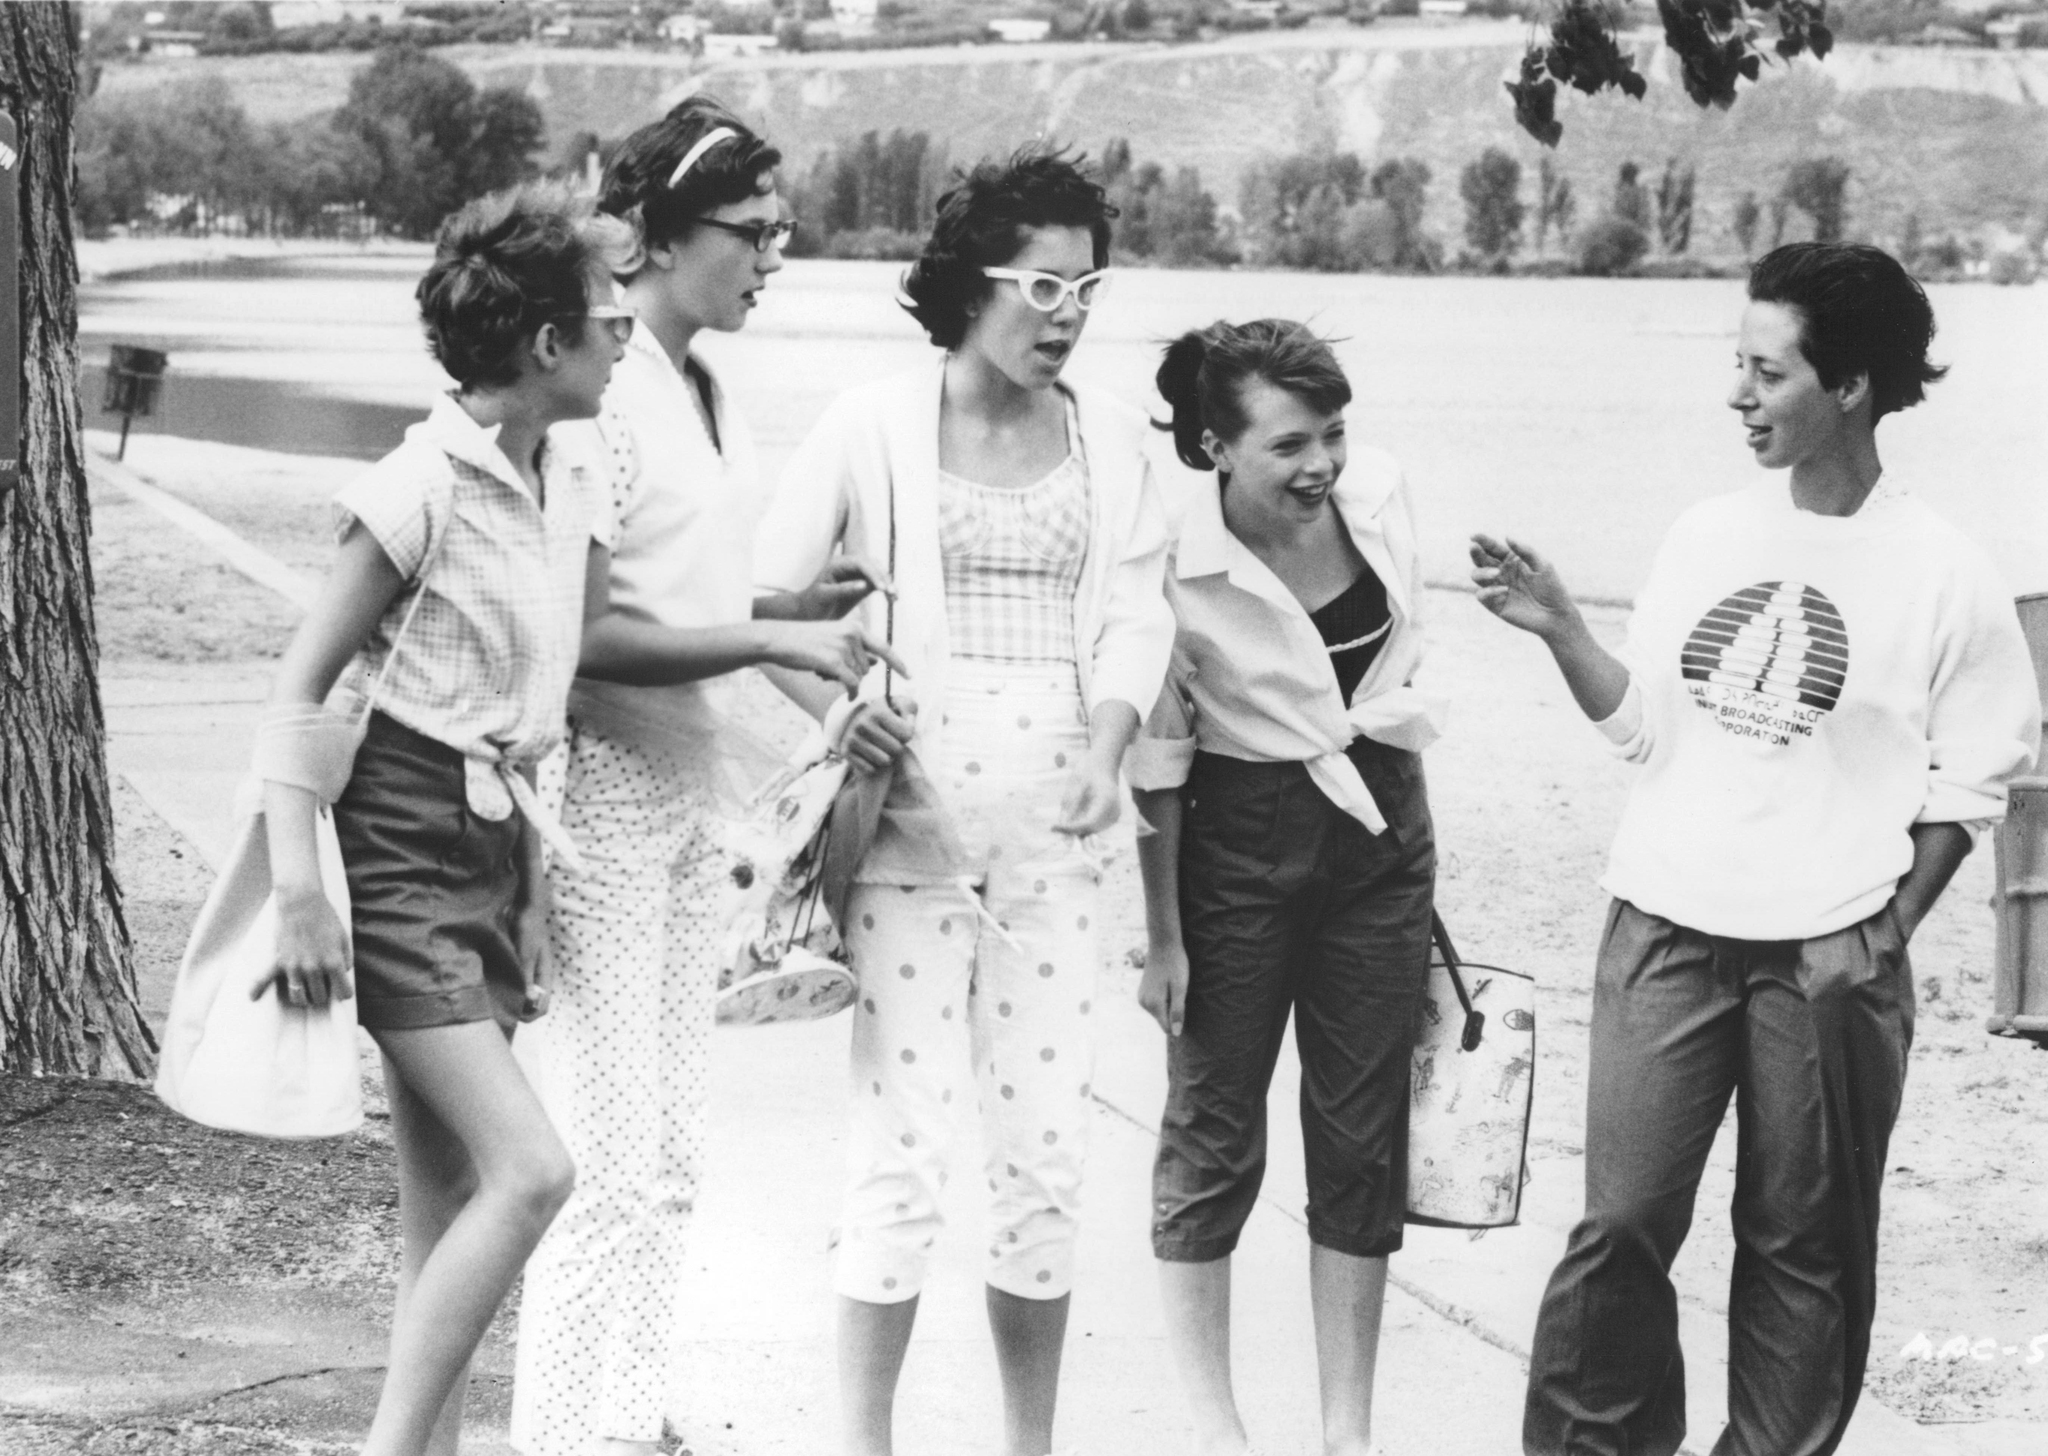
[1153,737,1436,1263]
[1523,898,1914,1456]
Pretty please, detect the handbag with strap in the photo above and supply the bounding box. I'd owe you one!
[1406,913,1536,1229]
[154,495,453,1139]
[710,470,908,1027]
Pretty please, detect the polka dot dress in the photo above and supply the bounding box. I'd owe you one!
[834,661,1103,1304]
[510,724,736,1455]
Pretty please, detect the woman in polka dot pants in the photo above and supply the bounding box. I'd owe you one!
[752,148,1175,1456]
[509,101,897,1456]
[838,664,1104,1297]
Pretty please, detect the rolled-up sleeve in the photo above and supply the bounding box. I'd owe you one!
[1127,639,1198,791]
[334,448,437,578]
[1918,566,2041,828]
[1592,530,1682,766]
[1086,454,1175,718]
[1593,678,1650,761]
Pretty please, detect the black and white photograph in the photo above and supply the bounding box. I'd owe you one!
[2,1,2046,1453]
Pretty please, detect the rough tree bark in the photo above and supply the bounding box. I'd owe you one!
[1,2,152,1078]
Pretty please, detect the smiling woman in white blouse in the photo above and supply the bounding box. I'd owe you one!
[1129,319,1445,1456]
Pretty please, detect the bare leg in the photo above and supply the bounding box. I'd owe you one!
[986,1287,1070,1456]
[361,1022,576,1456]
[1309,1245,1387,1456]
[1158,1257,1249,1456]
[839,1293,919,1456]
[383,1056,479,1456]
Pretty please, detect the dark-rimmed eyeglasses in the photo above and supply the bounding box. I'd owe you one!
[693,216,797,253]
[981,266,1111,313]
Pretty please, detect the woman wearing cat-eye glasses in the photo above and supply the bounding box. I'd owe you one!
[754,145,1174,1456]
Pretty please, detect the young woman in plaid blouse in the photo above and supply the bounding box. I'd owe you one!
[257,183,626,1456]
[754,147,1175,1456]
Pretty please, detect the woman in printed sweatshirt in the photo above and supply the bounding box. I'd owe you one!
[1473,242,2041,1456]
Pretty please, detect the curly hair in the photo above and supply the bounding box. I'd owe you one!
[598,95,781,266]
[1154,319,1352,472]
[416,179,619,392]
[899,145,1117,351]
[1748,242,1947,421]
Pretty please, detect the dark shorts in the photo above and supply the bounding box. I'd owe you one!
[332,711,526,1031]
[1153,737,1435,1262]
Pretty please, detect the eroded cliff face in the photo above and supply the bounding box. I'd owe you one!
[99,33,2048,245]
[679,38,2048,247]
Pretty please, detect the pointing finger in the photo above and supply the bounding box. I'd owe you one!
[864,634,910,678]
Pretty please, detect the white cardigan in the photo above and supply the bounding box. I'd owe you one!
[754,357,1175,773]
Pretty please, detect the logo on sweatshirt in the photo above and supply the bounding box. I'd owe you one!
[1681,581,1848,747]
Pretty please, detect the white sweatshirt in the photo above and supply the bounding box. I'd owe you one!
[1596,478,2040,942]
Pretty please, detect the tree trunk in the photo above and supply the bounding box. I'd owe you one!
[1,2,152,1079]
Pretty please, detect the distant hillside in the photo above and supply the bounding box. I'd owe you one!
[92,26,2048,252]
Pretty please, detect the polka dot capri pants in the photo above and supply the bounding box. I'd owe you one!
[835,661,1104,1304]
[511,723,733,1456]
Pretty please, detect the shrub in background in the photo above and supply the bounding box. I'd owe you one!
[1574,216,1651,276]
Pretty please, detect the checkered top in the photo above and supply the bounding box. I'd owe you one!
[938,421,1091,667]
[333,394,606,766]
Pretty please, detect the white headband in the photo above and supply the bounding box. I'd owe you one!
[667,127,738,189]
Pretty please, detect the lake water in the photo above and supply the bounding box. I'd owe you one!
[80,253,2048,601]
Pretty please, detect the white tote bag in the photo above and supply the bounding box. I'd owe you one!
[153,782,363,1138]
[1406,914,1536,1230]
[155,496,451,1138]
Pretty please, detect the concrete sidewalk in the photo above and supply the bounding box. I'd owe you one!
[84,668,2024,1456]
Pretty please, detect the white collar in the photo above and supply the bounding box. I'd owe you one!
[1176,462,1398,586]
[626,328,725,447]
[410,392,549,502]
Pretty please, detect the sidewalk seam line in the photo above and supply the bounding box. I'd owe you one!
[1088,1085,1533,1363]
[87,444,319,612]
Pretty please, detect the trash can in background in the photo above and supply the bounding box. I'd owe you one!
[102,343,169,459]
[1990,592,2048,1050]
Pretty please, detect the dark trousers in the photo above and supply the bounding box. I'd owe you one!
[1523,899,1915,1456]
[1152,740,1436,1262]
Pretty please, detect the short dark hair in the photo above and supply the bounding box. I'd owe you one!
[1747,242,1946,421]
[600,95,780,261]
[899,146,1117,350]
[1154,319,1352,471]
[416,180,610,391]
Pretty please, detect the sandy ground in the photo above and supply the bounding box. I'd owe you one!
[12,430,2048,1442]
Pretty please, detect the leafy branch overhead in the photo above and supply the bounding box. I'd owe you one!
[1506,0,1835,147]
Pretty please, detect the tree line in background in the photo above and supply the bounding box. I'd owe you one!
[79,45,544,238]
[75,54,2036,283]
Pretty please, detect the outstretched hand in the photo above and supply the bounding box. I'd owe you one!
[773,617,910,694]
[1470,533,1580,641]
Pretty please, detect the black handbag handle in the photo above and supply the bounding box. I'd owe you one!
[1431,911,1486,1053]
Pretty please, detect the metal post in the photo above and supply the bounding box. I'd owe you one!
[1989,592,2048,1049]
